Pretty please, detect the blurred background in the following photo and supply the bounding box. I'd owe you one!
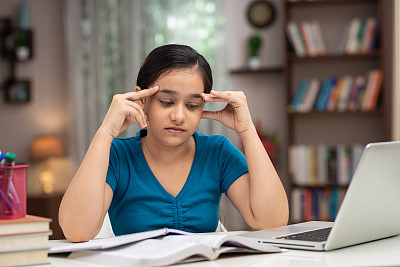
[0,0,398,239]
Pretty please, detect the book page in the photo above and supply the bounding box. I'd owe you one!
[50,228,170,253]
[69,238,215,267]
[50,228,194,254]
[162,233,281,253]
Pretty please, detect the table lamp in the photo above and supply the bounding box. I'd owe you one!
[30,135,64,194]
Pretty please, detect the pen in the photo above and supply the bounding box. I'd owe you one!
[5,153,20,205]
[0,152,9,214]
[5,153,19,214]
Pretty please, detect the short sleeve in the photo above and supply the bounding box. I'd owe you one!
[218,137,249,194]
[106,141,119,191]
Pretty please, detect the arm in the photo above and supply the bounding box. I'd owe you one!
[202,90,289,230]
[59,86,159,242]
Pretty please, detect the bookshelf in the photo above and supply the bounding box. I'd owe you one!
[284,0,390,223]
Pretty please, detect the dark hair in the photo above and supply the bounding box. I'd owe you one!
[136,44,213,94]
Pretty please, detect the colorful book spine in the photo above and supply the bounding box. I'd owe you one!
[290,187,348,222]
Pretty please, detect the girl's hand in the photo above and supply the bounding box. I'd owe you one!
[202,90,255,135]
[99,86,160,139]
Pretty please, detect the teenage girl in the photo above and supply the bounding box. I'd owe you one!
[59,44,288,242]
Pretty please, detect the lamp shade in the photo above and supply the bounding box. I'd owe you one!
[30,135,64,161]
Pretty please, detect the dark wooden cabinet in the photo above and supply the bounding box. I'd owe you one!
[27,194,64,240]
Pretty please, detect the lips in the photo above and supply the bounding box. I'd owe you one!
[165,127,186,134]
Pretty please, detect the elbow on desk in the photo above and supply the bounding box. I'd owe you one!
[59,214,101,242]
[60,221,99,242]
[248,207,289,231]
[250,216,288,231]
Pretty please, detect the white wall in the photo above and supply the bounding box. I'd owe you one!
[225,0,286,153]
[222,0,287,230]
[0,0,70,194]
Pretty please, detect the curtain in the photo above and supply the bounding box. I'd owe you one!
[64,0,227,169]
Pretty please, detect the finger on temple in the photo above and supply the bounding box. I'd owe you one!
[203,96,226,102]
[126,86,160,101]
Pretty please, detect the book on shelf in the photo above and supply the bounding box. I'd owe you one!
[290,69,382,112]
[337,23,350,53]
[290,79,309,111]
[310,20,326,55]
[348,75,366,111]
[50,228,281,266]
[327,77,341,112]
[291,187,347,222]
[361,69,383,111]
[336,76,353,112]
[297,78,320,112]
[286,20,326,57]
[361,17,377,54]
[300,21,318,57]
[289,144,364,187]
[341,17,380,54]
[315,77,337,111]
[286,20,306,57]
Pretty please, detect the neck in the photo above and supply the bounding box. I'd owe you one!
[141,132,193,164]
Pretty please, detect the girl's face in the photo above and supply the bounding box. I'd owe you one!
[143,69,205,148]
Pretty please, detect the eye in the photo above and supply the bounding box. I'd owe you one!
[186,103,201,110]
[159,100,174,106]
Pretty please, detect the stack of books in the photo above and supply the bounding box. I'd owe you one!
[0,215,52,266]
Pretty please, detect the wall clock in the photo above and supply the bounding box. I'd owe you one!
[247,0,276,28]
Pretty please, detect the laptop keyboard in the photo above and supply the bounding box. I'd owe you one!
[276,227,332,242]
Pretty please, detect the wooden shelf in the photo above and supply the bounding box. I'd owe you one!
[287,110,383,116]
[286,0,377,7]
[291,184,349,189]
[230,66,283,74]
[287,51,381,62]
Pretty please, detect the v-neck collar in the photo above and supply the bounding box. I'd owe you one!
[136,129,200,202]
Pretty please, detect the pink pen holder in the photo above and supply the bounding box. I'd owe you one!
[0,165,27,219]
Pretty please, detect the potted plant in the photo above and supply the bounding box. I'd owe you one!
[248,34,262,69]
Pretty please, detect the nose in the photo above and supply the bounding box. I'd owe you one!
[170,104,185,125]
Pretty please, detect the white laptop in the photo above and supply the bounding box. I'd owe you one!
[241,141,400,251]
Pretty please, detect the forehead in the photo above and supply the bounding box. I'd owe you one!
[155,69,204,95]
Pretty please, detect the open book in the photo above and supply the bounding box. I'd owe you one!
[68,233,281,266]
[49,228,190,254]
[50,228,281,266]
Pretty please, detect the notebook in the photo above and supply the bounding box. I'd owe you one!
[241,141,400,251]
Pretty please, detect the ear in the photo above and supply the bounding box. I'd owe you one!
[135,86,145,109]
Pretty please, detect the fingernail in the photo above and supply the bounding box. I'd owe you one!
[154,85,159,89]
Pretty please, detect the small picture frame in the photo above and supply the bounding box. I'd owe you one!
[4,79,31,103]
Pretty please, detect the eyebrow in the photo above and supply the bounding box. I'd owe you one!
[159,89,202,99]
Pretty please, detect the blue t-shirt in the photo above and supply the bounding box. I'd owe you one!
[106,129,248,235]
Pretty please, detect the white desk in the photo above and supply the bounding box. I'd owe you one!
[49,234,400,267]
